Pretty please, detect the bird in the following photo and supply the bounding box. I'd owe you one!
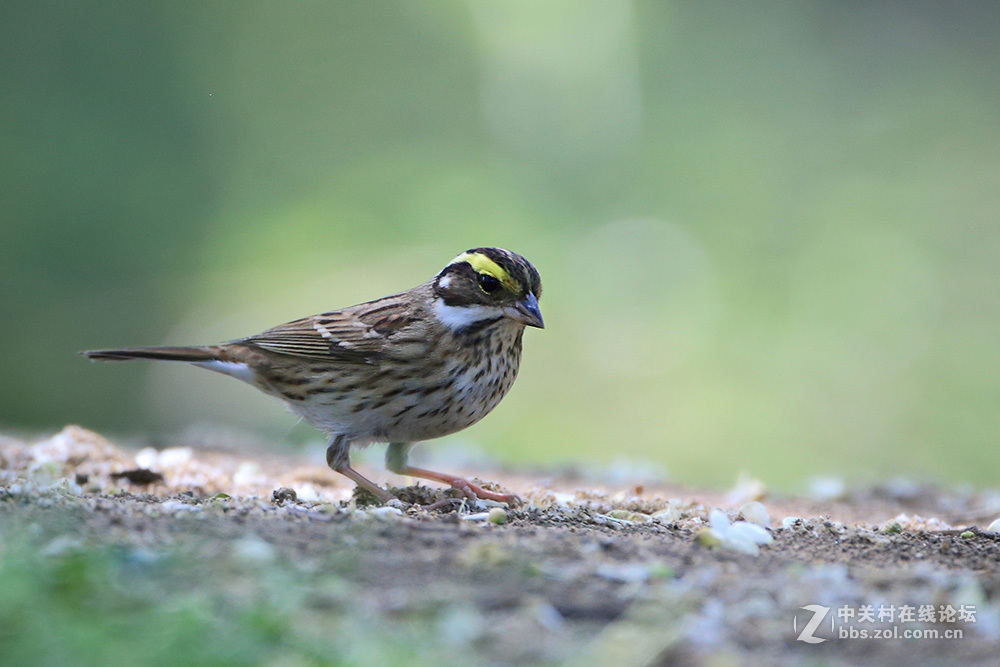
[83,247,543,506]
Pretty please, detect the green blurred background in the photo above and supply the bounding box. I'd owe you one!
[3,1,999,488]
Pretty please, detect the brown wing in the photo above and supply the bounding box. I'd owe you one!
[239,293,423,365]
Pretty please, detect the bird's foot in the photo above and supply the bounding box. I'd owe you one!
[448,477,522,507]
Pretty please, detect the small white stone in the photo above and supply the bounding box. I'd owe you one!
[703,509,773,556]
[781,517,802,530]
[729,521,774,546]
[27,462,61,489]
[600,512,633,526]
[370,506,403,518]
[159,500,197,513]
[473,498,507,509]
[652,506,682,522]
[158,447,192,467]
[295,484,320,503]
[709,509,731,531]
[51,478,83,496]
[551,492,576,505]
[134,447,159,469]
[987,518,1000,533]
[725,473,767,504]
[739,501,770,527]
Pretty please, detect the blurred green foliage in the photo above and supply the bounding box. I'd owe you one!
[3,1,1000,486]
[0,519,481,666]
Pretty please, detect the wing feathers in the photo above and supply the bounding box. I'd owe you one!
[241,295,424,364]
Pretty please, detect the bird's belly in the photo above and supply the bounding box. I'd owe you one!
[287,349,521,443]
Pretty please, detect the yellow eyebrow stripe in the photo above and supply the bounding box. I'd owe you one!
[452,252,517,292]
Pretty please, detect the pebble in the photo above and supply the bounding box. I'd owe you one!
[295,484,320,503]
[370,506,404,519]
[158,447,192,467]
[739,501,770,528]
[159,500,199,513]
[652,506,682,522]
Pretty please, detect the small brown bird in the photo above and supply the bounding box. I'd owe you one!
[83,247,543,505]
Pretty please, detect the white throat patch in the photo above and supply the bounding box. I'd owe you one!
[433,299,502,332]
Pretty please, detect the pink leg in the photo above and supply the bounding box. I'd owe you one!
[393,464,522,507]
[327,434,394,503]
[336,465,395,503]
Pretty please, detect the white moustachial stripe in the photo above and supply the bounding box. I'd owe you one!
[432,299,501,332]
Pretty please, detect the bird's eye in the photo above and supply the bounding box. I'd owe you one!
[477,273,501,294]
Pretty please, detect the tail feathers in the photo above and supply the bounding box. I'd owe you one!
[82,346,217,362]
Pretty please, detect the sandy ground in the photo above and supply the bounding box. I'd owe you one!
[3,425,1000,665]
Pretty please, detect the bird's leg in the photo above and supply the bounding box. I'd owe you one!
[385,442,522,506]
[326,434,393,503]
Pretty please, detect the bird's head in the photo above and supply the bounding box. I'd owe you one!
[432,247,543,333]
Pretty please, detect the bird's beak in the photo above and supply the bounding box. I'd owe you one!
[504,292,544,329]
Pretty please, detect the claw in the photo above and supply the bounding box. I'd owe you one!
[383,443,520,508]
[449,477,521,507]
